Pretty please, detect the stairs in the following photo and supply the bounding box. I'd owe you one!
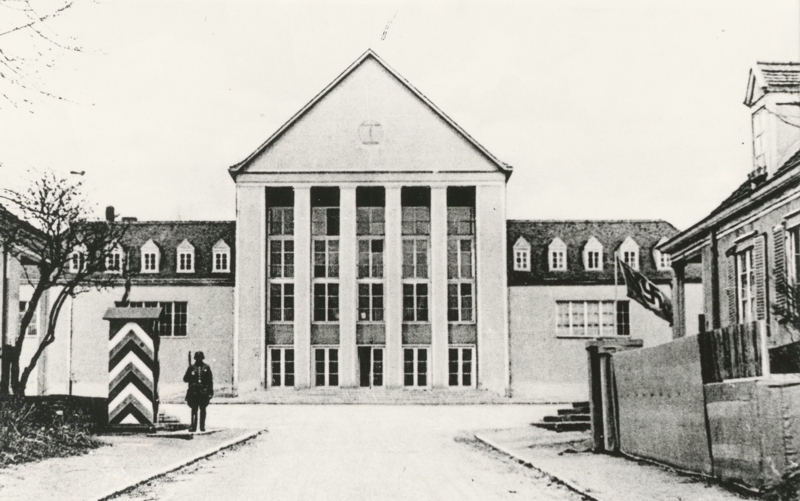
[532,401,591,432]
[156,411,189,431]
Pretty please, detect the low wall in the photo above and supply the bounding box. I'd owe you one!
[705,377,800,489]
[613,335,712,474]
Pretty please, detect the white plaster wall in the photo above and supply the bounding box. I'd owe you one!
[509,283,702,401]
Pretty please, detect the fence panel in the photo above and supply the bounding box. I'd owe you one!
[613,335,712,475]
[699,322,767,384]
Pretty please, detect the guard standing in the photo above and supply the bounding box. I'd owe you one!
[183,351,213,432]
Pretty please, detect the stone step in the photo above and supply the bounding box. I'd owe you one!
[543,414,590,423]
[531,420,591,433]
[572,401,590,411]
[557,408,590,416]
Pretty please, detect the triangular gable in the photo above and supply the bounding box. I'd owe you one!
[229,49,512,178]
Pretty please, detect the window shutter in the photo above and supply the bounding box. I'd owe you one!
[773,226,787,315]
[726,256,737,325]
[754,235,768,321]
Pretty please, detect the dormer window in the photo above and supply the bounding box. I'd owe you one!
[548,237,567,271]
[177,240,195,273]
[653,237,671,271]
[105,244,124,274]
[753,108,768,171]
[513,237,531,271]
[619,236,640,270]
[141,240,160,273]
[583,236,603,271]
[213,240,231,273]
[68,245,87,273]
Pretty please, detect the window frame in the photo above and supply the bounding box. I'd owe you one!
[548,238,567,271]
[68,245,87,273]
[19,300,39,337]
[269,282,295,323]
[140,240,160,274]
[268,346,295,388]
[555,300,630,338]
[736,247,756,324]
[403,346,429,388]
[105,244,124,274]
[128,301,188,337]
[403,282,429,323]
[448,345,476,388]
[513,237,531,272]
[314,347,339,387]
[176,240,195,274]
[212,240,231,273]
[358,282,384,323]
[313,282,340,323]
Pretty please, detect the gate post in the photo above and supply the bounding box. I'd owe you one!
[586,338,643,452]
[104,307,161,429]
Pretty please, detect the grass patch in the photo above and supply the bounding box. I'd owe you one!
[0,396,104,468]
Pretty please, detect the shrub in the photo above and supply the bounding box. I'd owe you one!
[0,396,104,467]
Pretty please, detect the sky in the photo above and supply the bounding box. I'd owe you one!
[0,0,799,229]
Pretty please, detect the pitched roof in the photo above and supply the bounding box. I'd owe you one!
[228,49,512,178]
[745,62,800,106]
[117,221,235,282]
[507,220,699,286]
[0,203,45,261]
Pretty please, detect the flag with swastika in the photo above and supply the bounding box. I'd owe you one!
[618,258,673,325]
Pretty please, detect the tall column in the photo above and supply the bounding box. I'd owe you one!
[476,184,510,395]
[672,261,687,339]
[234,185,265,394]
[384,187,403,388]
[430,186,449,388]
[339,186,358,387]
[293,187,312,388]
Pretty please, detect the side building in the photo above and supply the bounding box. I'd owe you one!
[23,219,236,399]
[663,62,800,364]
[507,220,702,401]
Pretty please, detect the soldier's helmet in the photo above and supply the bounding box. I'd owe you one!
[194,351,205,362]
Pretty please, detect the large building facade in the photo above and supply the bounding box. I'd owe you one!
[5,50,705,401]
[230,50,510,394]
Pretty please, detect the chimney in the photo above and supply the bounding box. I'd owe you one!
[105,206,115,222]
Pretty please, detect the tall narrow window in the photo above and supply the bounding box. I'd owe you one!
[403,347,428,387]
[269,347,294,387]
[447,187,475,323]
[315,348,339,387]
[737,248,755,323]
[105,244,123,274]
[448,347,475,387]
[357,187,385,323]
[312,187,340,323]
[267,187,295,324]
[19,301,38,337]
[402,187,430,323]
[68,245,87,273]
[753,108,767,170]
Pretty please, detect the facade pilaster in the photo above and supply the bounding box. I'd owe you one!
[430,186,449,388]
[384,186,403,388]
[339,186,358,387]
[293,186,312,388]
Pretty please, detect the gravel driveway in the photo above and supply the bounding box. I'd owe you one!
[114,404,586,501]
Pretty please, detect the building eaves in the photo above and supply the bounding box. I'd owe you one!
[228,49,513,179]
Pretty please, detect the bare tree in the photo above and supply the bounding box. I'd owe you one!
[0,171,128,395]
[0,0,83,109]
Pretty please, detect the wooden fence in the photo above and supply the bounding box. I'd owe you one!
[698,321,769,384]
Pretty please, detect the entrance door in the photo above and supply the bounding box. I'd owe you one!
[358,347,383,387]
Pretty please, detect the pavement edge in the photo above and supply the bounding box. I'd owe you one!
[93,428,265,501]
[474,432,602,501]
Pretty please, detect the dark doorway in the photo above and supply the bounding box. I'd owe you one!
[358,347,371,387]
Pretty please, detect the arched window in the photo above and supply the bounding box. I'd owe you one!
[213,240,231,273]
[177,240,195,273]
[513,237,531,271]
[583,236,603,271]
[141,240,160,273]
[548,237,567,271]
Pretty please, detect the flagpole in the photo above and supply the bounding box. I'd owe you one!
[614,251,619,328]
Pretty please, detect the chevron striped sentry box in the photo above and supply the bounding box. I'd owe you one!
[104,307,162,428]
